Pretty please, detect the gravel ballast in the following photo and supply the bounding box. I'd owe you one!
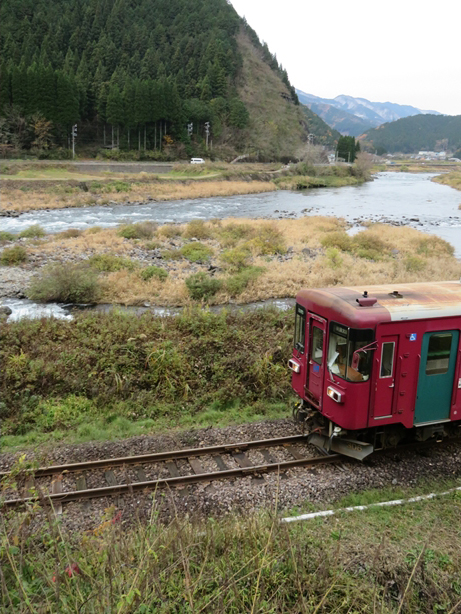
[2,419,461,534]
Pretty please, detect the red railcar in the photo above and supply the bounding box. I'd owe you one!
[289,281,461,459]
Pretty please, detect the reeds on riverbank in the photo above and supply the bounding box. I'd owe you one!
[23,217,461,307]
[0,179,276,212]
[433,171,461,192]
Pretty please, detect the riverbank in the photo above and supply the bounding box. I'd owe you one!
[1,217,458,306]
[0,161,366,212]
[433,170,461,192]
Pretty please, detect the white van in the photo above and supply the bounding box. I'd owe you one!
[190,158,205,164]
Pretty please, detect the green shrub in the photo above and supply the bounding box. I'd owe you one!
[218,222,254,247]
[144,240,162,250]
[89,181,104,192]
[405,255,426,272]
[246,223,286,255]
[0,231,15,242]
[416,236,454,257]
[158,224,181,238]
[28,263,100,303]
[220,246,251,271]
[180,242,213,262]
[118,221,157,240]
[325,247,343,269]
[0,245,27,265]
[24,395,97,432]
[19,224,46,239]
[57,228,82,239]
[88,253,138,272]
[140,265,168,281]
[185,272,222,301]
[161,249,183,260]
[351,231,389,260]
[225,266,265,296]
[86,226,103,234]
[321,231,353,251]
[293,161,316,176]
[332,165,352,177]
[112,180,131,192]
[183,219,212,240]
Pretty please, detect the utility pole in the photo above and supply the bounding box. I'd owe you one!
[72,124,77,159]
[205,121,210,150]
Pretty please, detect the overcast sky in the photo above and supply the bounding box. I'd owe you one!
[229,0,460,116]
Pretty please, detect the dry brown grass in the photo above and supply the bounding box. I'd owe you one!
[0,180,276,212]
[433,171,461,192]
[26,217,460,306]
[29,227,131,255]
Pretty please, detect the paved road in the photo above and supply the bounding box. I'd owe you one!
[72,161,174,173]
[3,159,174,174]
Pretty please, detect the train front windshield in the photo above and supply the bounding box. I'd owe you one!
[327,323,373,382]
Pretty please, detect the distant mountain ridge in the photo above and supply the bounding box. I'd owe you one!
[296,90,441,136]
[360,114,461,154]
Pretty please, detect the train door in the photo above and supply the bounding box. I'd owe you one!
[373,335,399,419]
[306,314,327,404]
[414,330,459,424]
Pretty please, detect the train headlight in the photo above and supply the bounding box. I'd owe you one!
[288,358,301,373]
[327,386,343,403]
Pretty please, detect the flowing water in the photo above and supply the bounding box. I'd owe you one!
[2,172,460,320]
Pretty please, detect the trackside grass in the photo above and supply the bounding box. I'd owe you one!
[1,480,461,612]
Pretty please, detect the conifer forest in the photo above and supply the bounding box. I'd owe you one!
[0,0,299,157]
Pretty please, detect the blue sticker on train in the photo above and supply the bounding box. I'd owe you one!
[410,333,417,341]
[313,364,320,372]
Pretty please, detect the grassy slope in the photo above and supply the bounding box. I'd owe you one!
[236,29,307,159]
[0,308,294,448]
[2,480,461,612]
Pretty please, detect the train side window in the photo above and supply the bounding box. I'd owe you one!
[294,305,306,353]
[426,333,452,375]
[380,342,395,378]
[311,326,324,364]
[328,323,373,382]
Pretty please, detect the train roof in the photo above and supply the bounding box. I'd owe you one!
[296,280,461,326]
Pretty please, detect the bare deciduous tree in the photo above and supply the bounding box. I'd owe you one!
[30,113,54,150]
[353,151,374,179]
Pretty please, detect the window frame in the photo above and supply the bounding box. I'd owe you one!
[293,304,306,354]
[328,322,374,383]
[311,325,324,365]
[425,332,453,376]
[380,342,395,379]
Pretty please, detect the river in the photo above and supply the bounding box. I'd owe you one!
[2,172,460,320]
[2,172,461,250]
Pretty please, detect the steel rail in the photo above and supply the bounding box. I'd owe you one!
[0,434,311,479]
[1,453,342,509]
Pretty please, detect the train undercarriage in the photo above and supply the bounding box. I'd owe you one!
[294,401,461,460]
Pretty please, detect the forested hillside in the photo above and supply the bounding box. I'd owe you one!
[300,106,341,146]
[360,114,461,154]
[0,0,306,159]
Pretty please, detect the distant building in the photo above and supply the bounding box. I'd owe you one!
[417,150,447,160]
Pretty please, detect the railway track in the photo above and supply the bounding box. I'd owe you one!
[1,434,342,510]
